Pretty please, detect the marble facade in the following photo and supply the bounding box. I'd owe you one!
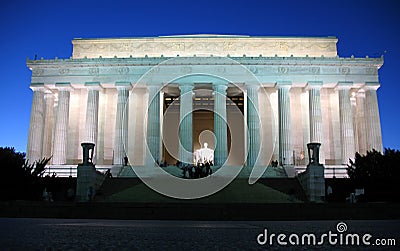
[26,35,383,177]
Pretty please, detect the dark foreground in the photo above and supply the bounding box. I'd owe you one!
[0,218,398,250]
[1,201,400,220]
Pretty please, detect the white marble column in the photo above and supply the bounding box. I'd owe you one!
[277,82,293,166]
[337,82,355,164]
[213,83,228,166]
[84,83,101,145]
[356,90,367,154]
[53,85,71,165]
[26,86,45,163]
[246,84,260,167]
[178,83,194,164]
[42,91,55,159]
[113,83,130,165]
[364,82,383,152]
[307,82,323,143]
[146,85,161,165]
[350,93,359,153]
[307,81,324,164]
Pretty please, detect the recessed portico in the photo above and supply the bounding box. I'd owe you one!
[160,81,244,166]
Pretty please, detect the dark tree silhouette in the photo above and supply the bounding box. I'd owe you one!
[0,147,51,200]
[347,148,400,201]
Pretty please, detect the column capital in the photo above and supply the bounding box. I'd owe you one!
[55,82,73,91]
[306,81,323,90]
[30,83,45,92]
[147,84,162,95]
[335,81,353,90]
[212,81,228,87]
[115,81,132,90]
[213,82,228,93]
[364,82,380,91]
[275,81,292,89]
[44,90,54,98]
[178,82,194,94]
[85,82,103,91]
[245,84,260,91]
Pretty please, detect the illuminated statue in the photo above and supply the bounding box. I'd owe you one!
[194,143,214,164]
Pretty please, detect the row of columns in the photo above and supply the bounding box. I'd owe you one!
[145,82,263,167]
[276,81,382,165]
[26,82,131,165]
[27,81,382,166]
[146,82,233,166]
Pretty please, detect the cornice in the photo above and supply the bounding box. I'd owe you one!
[27,56,383,69]
[27,56,383,89]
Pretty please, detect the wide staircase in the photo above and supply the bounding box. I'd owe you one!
[258,178,308,202]
[95,176,307,203]
[95,178,142,200]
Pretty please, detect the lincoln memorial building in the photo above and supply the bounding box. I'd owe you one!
[26,35,383,177]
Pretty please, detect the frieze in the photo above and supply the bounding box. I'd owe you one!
[29,64,381,87]
[366,67,377,75]
[322,67,337,74]
[286,67,306,73]
[117,67,130,74]
[172,42,185,50]
[278,67,289,74]
[309,67,320,74]
[72,36,338,58]
[277,42,289,52]
[223,42,235,51]
[89,68,99,75]
[32,68,44,76]
[30,65,370,78]
[247,66,258,74]
[95,43,106,50]
[261,66,275,74]
[59,68,70,75]
[122,43,132,51]
[27,54,383,87]
[180,66,192,74]
[339,67,350,75]
[213,66,226,74]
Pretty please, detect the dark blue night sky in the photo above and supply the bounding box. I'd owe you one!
[0,0,399,152]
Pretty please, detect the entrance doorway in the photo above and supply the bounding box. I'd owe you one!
[161,86,244,166]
